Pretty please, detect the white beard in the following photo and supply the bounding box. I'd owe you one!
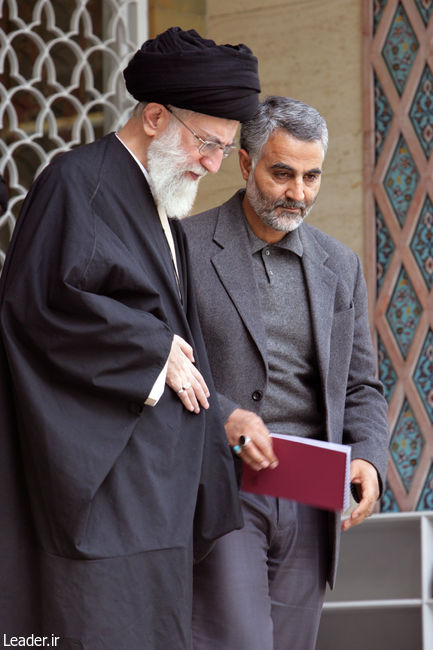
[147,123,206,218]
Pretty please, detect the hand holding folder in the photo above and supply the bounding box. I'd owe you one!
[241,433,351,512]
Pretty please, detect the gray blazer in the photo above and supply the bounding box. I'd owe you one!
[183,190,389,586]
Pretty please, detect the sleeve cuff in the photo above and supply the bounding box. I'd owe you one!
[144,358,169,407]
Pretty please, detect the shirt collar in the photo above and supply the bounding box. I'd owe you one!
[244,213,304,257]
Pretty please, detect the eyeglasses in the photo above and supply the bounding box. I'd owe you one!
[166,107,236,158]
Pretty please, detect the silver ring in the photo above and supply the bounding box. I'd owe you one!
[239,435,251,448]
[177,388,184,395]
[182,382,192,390]
[232,444,242,456]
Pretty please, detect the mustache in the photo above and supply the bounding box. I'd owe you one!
[192,169,207,179]
[272,198,307,210]
[181,164,207,179]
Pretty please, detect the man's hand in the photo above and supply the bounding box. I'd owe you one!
[225,408,278,471]
[166,334,210,413]
[342,459,380,532]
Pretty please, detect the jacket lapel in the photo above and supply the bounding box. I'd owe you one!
[210,196,339,435]
[299,225,338,435]
[211,193,268,369]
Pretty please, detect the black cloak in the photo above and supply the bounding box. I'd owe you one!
[0,134,242,649]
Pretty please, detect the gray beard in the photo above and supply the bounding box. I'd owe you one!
[147,127,206,218]
[246,174,314,232]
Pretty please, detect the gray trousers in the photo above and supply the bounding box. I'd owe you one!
[192,493,328,650]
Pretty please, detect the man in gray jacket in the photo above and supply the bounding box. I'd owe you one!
[183,96,389,650]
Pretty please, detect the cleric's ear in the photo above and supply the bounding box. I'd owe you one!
[141,103,170,137]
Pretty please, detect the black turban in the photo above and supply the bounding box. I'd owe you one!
[123,27,260,122]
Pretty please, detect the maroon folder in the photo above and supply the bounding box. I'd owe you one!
[241,434,351,512]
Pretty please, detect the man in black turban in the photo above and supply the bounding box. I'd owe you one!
[0,27,260,649]
[124,26,260,121]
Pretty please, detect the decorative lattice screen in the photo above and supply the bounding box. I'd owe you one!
[364,0,433,511]
[0,0,147,267]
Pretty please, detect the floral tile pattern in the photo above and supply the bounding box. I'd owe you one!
[390,399,425,493]
[413,329,433,423]
[373,1,433,513]
[384,136,419,227]
[416,463,433,510]
[380,483,401,512]
[386,266,422,359]
[376,204,395,292]
[415,0,433,26]
[378,336,398,403]
[409,65,433,159]
[374,73,393,160]
[374,0,387,33]
[382,2,419,96]
[410,195,433,290]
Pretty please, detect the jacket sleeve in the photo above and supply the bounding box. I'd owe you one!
[341,256,389,493]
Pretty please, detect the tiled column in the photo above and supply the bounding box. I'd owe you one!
[363,0,433,512]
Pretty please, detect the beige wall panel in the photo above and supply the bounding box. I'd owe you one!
[193,0,363,259]
[207,0,293,15]
[309,168,363,259]
[149,0,205,38]
[151,9,205,35]
[156,0,205,9]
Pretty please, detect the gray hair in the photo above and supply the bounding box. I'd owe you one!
[240,95,328,164]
